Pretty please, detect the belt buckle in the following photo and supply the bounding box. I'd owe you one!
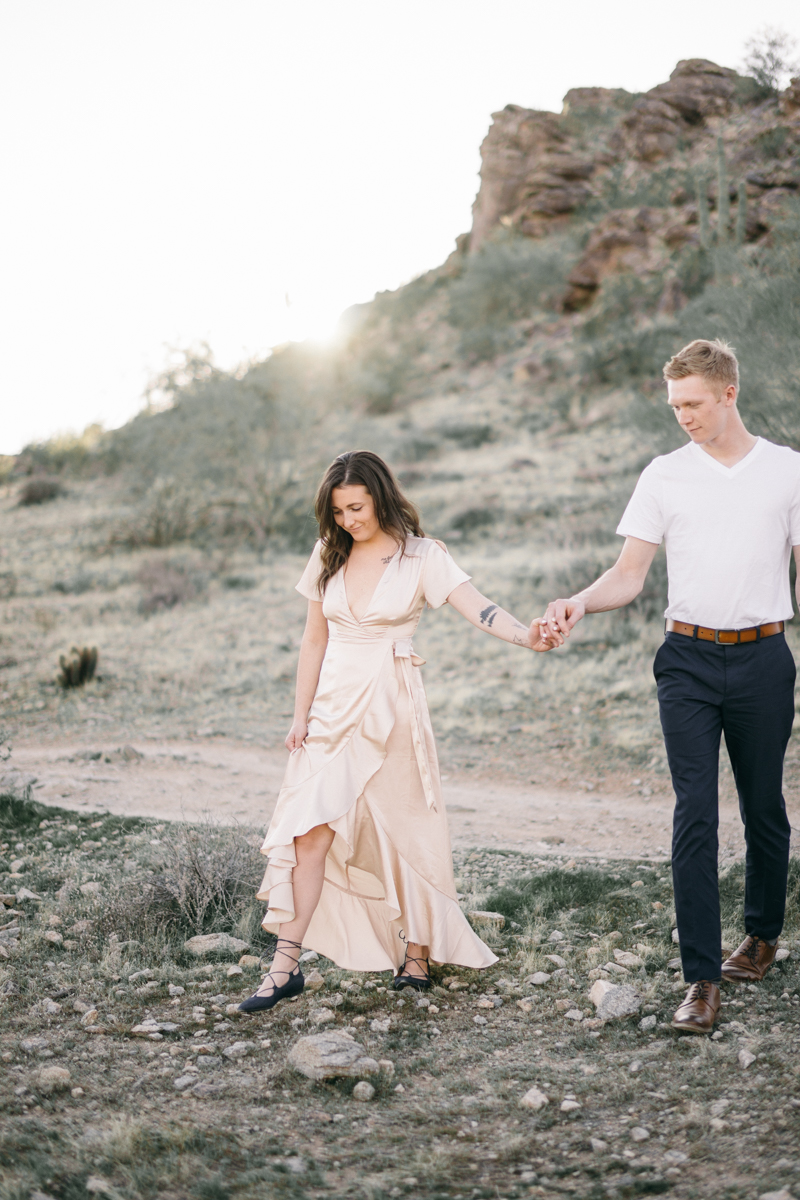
[714,628,721,644]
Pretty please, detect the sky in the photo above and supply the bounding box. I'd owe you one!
[2,0,800,454]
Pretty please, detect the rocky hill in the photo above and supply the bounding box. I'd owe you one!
[2,56,800,792]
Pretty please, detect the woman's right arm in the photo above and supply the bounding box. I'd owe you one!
[285,600,328,751]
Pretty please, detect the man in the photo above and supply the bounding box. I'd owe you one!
[541,339,800,1034]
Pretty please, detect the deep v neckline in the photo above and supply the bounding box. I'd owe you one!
[342,548,399,623]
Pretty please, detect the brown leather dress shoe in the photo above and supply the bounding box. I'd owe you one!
[671,980,720,1034]
[721,936,777,983]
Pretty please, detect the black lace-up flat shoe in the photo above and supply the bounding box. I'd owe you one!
[238,966,305,1012]
[392,951,431,991]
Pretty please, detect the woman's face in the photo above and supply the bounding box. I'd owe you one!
[331,484,379,542]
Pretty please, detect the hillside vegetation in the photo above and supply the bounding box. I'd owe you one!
[3,56,800,786]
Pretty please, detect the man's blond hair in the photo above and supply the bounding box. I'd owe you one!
[663,338,739,392]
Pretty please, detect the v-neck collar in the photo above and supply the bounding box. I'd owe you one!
[690,436,765,478]
[341,545,400,624]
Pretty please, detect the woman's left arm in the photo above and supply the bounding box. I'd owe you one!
[446,581,550,651]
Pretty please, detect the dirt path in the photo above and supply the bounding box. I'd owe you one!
[4,735,772,864]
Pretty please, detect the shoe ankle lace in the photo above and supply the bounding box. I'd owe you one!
[257,937,303,996]
[687,981,711,1002]
[743,936,763,964]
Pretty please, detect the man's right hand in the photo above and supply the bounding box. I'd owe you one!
[542,597,586,642]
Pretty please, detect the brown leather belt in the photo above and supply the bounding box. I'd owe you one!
[666,619,785,644]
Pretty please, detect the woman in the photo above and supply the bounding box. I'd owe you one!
[240,450,548,1012]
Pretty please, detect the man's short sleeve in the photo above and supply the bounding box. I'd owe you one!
[789,459,800,546]
[295,541,325,601]
[423,540,471,608]
[616,462,665,545]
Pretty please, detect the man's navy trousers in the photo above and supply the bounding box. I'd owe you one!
[654,631,795,982]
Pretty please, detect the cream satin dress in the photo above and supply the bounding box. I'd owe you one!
[257,536,496,972]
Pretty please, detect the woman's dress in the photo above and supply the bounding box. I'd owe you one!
[257,536,496,972]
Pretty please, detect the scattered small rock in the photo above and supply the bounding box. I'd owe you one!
[173,1074,196,1091]
[352,1080,375,1101]
[638,1014,657,1031]
[299,950,319,963]
[80,1009,100,1027]
[548,930,565,942]
[758,1191,795,1200]
[564,1009,583,1022]
[663,1149,688,1165]
[560,1099,582,1112]
[20,1037,50,1055]
[15,887,42,901]
[288,1032,380,1081]
[775,948,790,962]
[226,965,243,978]
[614,949,643,968]
[545,954,566,968]
[311,1008,336,1025]
[370,1018,391,1033]
[467,910,505,930]
[304,968,325,992]
[43,931,63,946]
[79,882,102,897]
[184,933,250,957]
[630,1127,650,1142]
[519,1086,549,1111]
[378,1059,395,1075]
[671,929,680,943]
[239,954,261,968]
[223,1041,256,1059]
[526,972,551,986]
[590,1137,607,1153]
[738,1047,757,1070]
[168,984,185,997]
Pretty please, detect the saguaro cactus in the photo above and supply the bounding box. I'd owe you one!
[716,137,730,243]
[735,180,748,245]
[695,173,712,250]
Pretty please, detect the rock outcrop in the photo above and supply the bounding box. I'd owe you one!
[468,56,800,282]
[621,59,737,162]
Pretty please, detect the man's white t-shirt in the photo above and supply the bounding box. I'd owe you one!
[617,437,800,630]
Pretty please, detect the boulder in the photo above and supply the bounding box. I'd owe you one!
[288,1032,380,1081]
[588,981,642,1020]
[184,933,250,957]
[519,1086,549,1111]
[352,1081,375,1101]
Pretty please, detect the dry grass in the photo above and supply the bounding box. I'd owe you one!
[1,791,800,1199]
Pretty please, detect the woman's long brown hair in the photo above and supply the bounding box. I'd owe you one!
[314,450,424,594]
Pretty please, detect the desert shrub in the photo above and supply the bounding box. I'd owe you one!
[18,423,108,478]
[438,422,496,449]
[136,557,207,614]
[448,235,575,360]
[113,478,195,548]
[93,823,262,941]
[17,476,63,506]
[57,646,97,688]
[223,574,258,589]
[449,506,497,535]
[0,784,43,831]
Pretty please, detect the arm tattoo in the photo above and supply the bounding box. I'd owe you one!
[479,603,499,627]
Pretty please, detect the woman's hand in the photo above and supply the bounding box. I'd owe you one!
[285,720,308,752]
[528,617,555,652]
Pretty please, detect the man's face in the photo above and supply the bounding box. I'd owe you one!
[667,374,737,444]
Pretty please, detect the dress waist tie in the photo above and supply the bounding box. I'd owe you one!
[392,637,436,811]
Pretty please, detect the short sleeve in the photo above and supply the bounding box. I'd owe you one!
[789,456,800,545]
[616,462,665,546]
[295,541,325,601]
[422,539,471,608]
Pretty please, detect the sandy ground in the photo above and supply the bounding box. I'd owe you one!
[3,735,771,864]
